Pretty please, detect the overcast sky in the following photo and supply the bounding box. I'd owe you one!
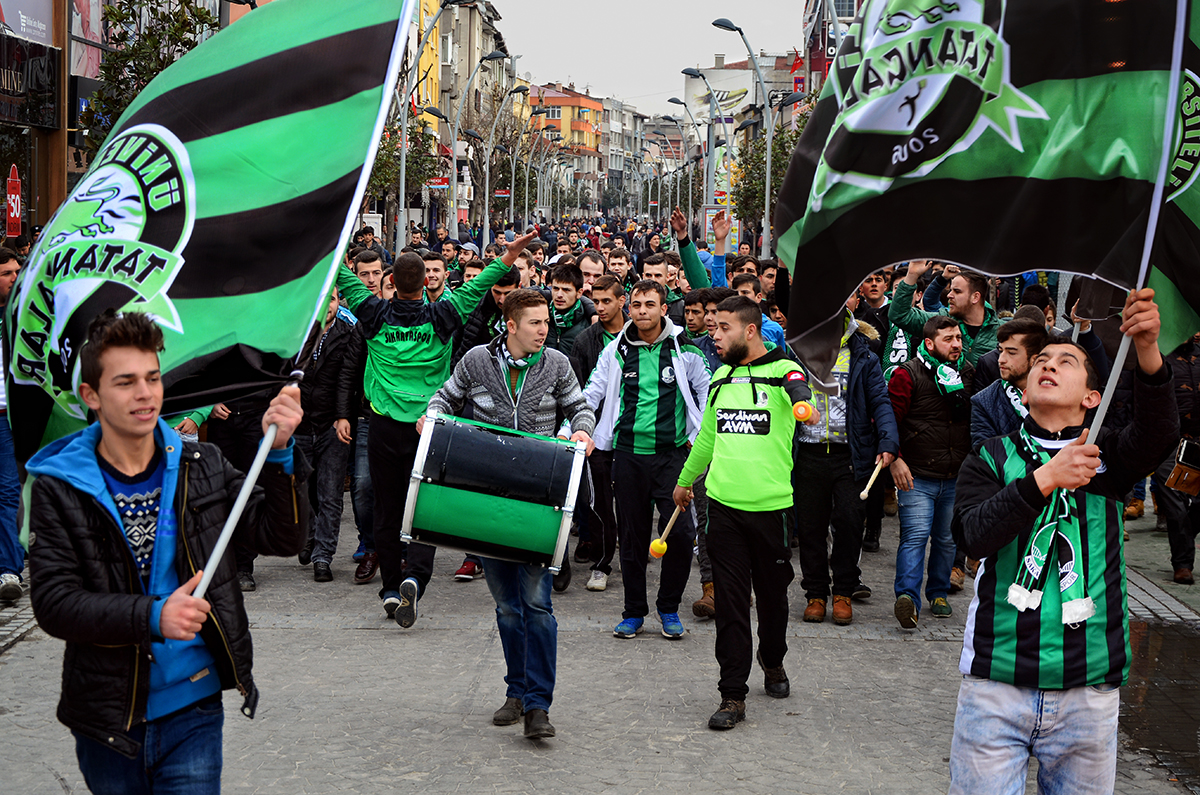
[498,0,806,119]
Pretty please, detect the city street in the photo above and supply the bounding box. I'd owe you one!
[2,506,1197,794]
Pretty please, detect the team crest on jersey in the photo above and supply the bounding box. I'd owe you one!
[661,366,676,385]
[812,0,1047,211]
[756,391,770,408]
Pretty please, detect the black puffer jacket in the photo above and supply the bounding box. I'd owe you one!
[28,426,309,759]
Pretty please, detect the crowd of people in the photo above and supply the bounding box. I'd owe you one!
[7,203,1195,793]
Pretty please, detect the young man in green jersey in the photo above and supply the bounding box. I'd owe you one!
[949,289,1177,794]
[583,280,711,640]
[336,231,535,628]
[674,296,819,730]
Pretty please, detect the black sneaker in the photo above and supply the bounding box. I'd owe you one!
[298,537,314,566]
[708,698,745,730]
[396,578,419,628]
[862,527,881,553]
[573,541,593,564]
[523,708,556,739]
[852,582,872,601]
[552,558,571,593]
[313,562,332,582]
[238,571,256,592]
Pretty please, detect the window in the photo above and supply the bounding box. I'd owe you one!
[545,106,562,120]
[440,34,452,66]
[834,0,857,16]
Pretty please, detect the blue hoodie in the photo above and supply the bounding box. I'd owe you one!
[27,419,294,719]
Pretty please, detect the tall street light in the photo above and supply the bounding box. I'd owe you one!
[714,17,776,255]
[520,107,548,228]
[668,97,710,205]
[421,106,449,224]
[683,67,731,207]
[449,49,507,232]
[484,84,529,237]
[397,0,470,256]
[537,130,561,210]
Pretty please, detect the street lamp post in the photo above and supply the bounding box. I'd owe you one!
[420,106,449,228]
[667,98,708,204]
[683,67,731,209]
[537,132,561,212]
[396,0,469,257]
[519,108,548,229]
[714,18,776,255]
[484,84,528,240]
[449,49,506,234]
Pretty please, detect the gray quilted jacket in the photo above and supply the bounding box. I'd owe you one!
[427,335,595,438]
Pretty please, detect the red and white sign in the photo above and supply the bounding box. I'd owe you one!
[649,201,659,207]
[494,189,511,198]
[425,176,449,189]
[6,165,20,238]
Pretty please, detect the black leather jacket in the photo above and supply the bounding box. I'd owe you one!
[29,440,309,758]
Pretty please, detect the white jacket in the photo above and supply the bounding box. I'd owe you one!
[582,317,710,452]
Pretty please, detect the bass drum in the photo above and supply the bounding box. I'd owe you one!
[401,413,587,572]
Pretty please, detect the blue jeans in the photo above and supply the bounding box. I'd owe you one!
[894,475,956,612]
[949,676,1119,795]
[482,558,557,712]
[73,694,224,795]
[349,417,374,552]
[0,418,22,577]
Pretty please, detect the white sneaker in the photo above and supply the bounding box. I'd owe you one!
[586,570,607,591]
[0,572,22,601]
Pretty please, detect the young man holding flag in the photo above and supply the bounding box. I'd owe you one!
[28,311,308,794]
[336,232,535,628]
[949,289,1177,793]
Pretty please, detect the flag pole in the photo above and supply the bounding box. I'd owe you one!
[1086,0,1186,438]
[194,370,305,600]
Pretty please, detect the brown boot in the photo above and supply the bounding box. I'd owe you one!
[692,581,716,618]
[949,567,966,592]
[708,698,746,730]
[1123,498,1145,520]
[803,598,826,623]
[353,552,379,585]
[1175,568,1195,585]
[832,595,853,625]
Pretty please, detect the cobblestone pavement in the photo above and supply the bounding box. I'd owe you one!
[2,507,1196,794]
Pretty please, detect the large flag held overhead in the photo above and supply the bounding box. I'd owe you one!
[776,0,1198,386]
[4,0,416,461]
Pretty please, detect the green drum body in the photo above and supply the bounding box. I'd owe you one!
[401,413,586,571]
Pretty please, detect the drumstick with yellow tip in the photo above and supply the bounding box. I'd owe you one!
[649,506,684,559]
[859,459,886,501]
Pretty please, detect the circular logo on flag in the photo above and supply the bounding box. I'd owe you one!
[10,124,195,420]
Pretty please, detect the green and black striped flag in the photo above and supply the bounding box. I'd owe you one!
[4,0,416,460]
[777,0,1197,385]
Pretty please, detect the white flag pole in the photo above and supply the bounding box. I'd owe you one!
[194,370,304,600]
[1086,0,1186,438]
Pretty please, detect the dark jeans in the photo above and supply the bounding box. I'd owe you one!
[482,558,557,712]
[864,466,893,535]
[588,449,619,575]
[794,443,867,600]
[207,408,266,574]
[0,418,22,577]
[295,426,350,565]
[612,447,695,618]
[349,416,375,552]
[1157,456,1198,570]
[73,694,223,795]
[707,500,794,701]
[693,471,712,583]
[368,410,436,598]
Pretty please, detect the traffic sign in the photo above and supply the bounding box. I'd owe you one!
[425,176,449,189]
[6,165,19,238]
[494,189,511,197]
